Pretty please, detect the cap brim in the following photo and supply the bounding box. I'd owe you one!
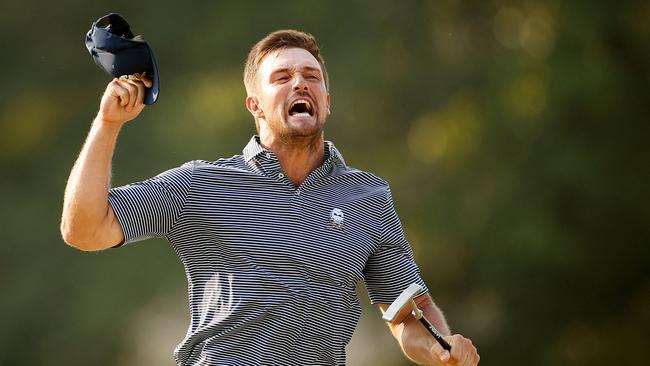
[144,44,159,105]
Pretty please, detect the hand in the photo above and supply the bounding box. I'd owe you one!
[430,334,480,366]
[97,75,153,126]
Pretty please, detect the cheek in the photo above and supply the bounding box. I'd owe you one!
[264,89,287,109]
[258,92,280,112]
[320,95,330,114]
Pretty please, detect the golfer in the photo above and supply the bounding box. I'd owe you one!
[61,30,480,366]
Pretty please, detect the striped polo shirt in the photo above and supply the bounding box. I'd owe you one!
[108,136,428,366]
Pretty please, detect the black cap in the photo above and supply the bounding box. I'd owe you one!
[85,13,160,105]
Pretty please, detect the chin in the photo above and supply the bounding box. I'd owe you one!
[285,125,323,139]
[284,116,325,136]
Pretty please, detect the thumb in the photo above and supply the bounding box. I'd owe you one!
[431,341,451,363]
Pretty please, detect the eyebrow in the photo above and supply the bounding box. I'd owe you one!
[271,66,322,75]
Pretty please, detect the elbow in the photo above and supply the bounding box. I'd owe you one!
[60,219,102,251]
[60,227,92,251]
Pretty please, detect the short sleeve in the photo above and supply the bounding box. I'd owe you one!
[108,161,195,246]
[363,186,428,304]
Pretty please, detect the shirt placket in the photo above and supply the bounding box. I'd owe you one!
[256,152,304,220]
[256,150,336,222]
[292,159,335,223]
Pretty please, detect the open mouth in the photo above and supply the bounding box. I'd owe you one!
[288,99,314,117]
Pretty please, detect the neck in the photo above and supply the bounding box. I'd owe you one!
[259,129,325,187]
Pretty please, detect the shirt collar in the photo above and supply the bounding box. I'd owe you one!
[243,135,347,167]
[242,135,267,163]
[325,140,346,167]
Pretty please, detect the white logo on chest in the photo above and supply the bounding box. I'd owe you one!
[329,208,345,230]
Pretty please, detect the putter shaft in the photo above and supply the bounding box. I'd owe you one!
[418,316,452,351]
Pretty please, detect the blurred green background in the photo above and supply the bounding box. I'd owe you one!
[1,0,649,365]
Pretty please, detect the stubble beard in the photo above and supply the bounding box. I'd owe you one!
[272,109,326,147]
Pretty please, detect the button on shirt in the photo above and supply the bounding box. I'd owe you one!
[108,136,428,366]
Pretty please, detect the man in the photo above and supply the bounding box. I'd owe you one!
[61,30,480,366]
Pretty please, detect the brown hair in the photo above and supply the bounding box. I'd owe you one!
[244,29,329,95]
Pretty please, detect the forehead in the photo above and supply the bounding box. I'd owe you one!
[258,47,323,76]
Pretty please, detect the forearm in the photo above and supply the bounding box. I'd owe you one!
[390,297,451,365]
[61,117,121,246]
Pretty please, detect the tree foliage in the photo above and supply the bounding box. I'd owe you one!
[0,1,648,365]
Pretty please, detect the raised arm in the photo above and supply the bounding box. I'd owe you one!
[379,293,480,366]
[60,76,152,251]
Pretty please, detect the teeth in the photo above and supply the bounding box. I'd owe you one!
[292,112,311,117]
[291,99,311,109]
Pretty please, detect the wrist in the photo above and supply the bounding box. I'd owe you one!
[93,114,125,133]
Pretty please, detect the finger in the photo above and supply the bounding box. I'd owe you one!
[124,79,144,109]
[114,79,134,108]
[430,340,451,364]
[467,343,479,366]
[452,336,477,366]
[122,80,137,110]
[132,79,145,106]
[141,76,153,88]
[468,341,479,366]
[110,79,130,107]
[116,79,138,110]
[450,335,474,365]
[128,73,153,88]
[458,348,470,366]
[449,337,464,364]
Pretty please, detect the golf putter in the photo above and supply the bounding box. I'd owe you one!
[382,283,452,351]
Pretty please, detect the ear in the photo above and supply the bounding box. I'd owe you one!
[246,96,265,119]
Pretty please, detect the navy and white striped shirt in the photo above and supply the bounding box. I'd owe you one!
[108,136,428,365]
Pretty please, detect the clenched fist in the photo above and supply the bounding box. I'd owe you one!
[97,75,153,126]
[431,334,480,366]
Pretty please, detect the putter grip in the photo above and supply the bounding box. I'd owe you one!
[419,317,452,351]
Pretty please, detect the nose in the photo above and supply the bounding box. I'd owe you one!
[292,73,308,92]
